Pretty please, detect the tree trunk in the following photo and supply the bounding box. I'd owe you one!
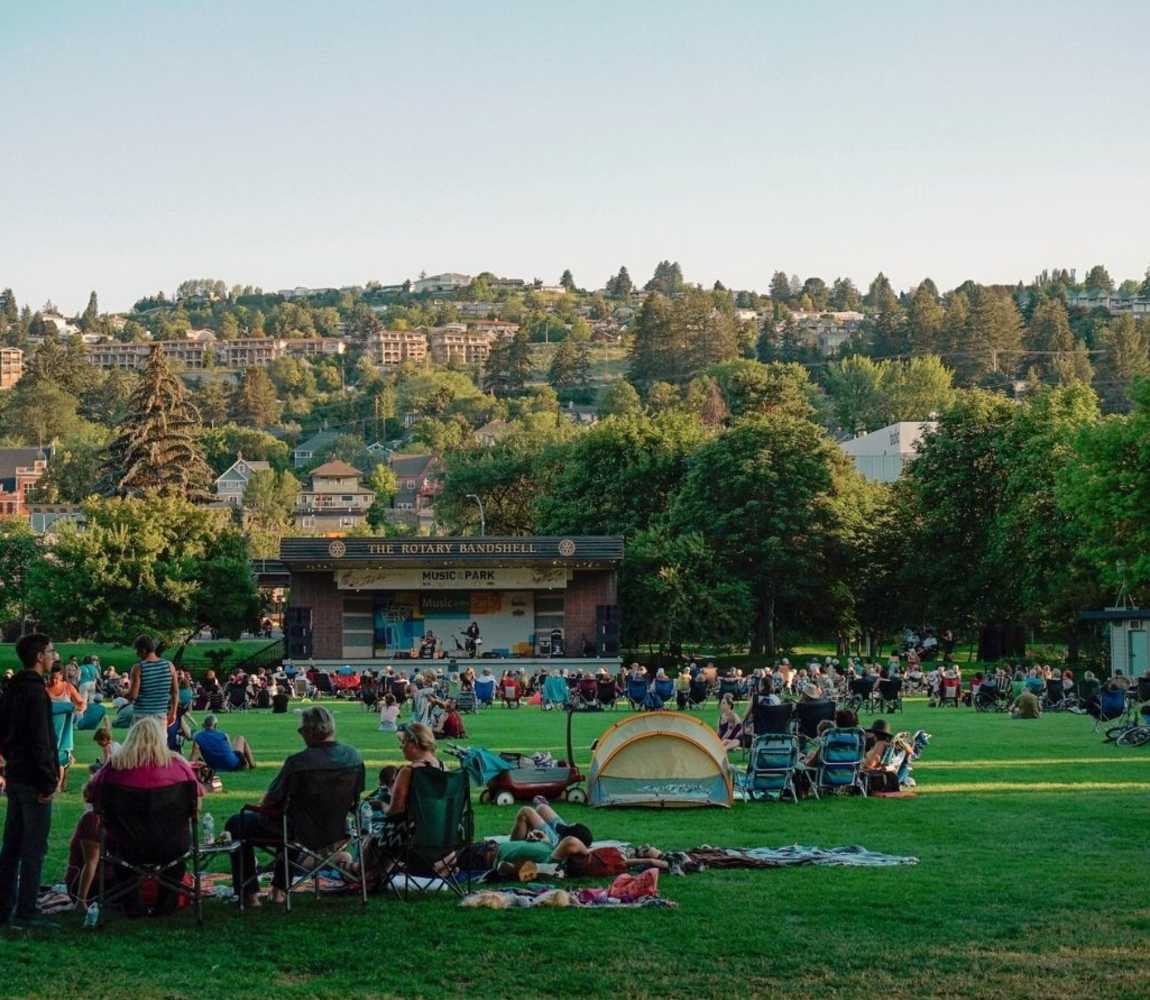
[765,594,776,658]
[1067,624,1080,667]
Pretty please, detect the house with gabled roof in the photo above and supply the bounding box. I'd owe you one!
[214,453,272,507]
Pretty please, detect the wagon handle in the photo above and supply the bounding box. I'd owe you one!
[566,705,576,768]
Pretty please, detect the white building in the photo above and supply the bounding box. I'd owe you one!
[412,273,471,295]
[839,421,937,483]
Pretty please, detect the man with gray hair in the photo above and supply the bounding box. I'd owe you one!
[223,705,362,907]
[190,714,256,772]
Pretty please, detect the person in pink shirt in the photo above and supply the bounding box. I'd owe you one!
[88,717,201,915]
[90,716,202,794]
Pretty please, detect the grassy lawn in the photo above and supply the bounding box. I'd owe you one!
[3,697,1148,999]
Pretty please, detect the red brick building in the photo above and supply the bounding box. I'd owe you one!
[0,448,50,517]
[279,535,621,668]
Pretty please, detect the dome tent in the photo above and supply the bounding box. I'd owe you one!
[588,711,733,808]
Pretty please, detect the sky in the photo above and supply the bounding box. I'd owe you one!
[2,0,1149,314]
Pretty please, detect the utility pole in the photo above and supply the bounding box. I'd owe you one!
[465,493,486,536]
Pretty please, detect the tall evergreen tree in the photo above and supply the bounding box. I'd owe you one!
[100,346,212,499]
[232,367,283,425]
[769,271,791,304]
[605,266,633,298]
[80,290,99,330]
[559,269,577,292]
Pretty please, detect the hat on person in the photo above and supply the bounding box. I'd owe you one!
[868,719,892,740]
[801,682,820,699]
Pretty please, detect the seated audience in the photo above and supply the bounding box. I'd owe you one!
[191,714,255,772]
[64,784,102,909]
[224,706,362,907]
[1012,688,1042,720]
[716,694,743,751]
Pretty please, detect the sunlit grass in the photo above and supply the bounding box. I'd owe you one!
[5,695,1148,999]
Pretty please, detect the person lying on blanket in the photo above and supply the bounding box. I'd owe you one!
[474,799,671,877]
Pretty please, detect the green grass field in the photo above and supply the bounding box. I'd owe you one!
[3,697,1148,999]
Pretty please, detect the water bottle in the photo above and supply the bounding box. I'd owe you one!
[359,801,373,834]
[201,812,215,845]
[83,902,99,928]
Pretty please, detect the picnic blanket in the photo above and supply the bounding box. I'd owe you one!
[461,869,676,909]
[682,844,919,869]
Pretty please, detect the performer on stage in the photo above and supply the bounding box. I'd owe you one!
[465,621,481,657]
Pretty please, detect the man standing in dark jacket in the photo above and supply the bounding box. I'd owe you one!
[0,633,59,930]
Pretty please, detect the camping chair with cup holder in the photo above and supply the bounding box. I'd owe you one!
[94,779,203,925]
[746,732,802,803]
[383,765,474,900]
[239,764,368,913]
[816,726,868,797]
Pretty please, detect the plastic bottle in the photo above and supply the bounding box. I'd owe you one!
[359,801,373,833]
[83,902,99,928]
[202,812,215,845]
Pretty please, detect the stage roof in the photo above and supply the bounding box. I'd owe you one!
[279,535,624,570]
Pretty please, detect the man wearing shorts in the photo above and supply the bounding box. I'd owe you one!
[190,714,255,772]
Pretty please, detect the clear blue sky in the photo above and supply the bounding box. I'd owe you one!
[2,0,1148,313]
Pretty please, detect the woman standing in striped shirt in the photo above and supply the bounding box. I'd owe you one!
[127,634,178,727]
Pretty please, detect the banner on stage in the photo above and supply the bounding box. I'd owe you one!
[336,566,569,591]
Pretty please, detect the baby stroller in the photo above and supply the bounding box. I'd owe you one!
[974,683,1008,712]
[847,676,877,712]
[877,678,903,713]
[224,682,249,712]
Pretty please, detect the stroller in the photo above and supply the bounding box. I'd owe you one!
[847,676,877,712]
[974,683,1008,712]
[224,681,249,712]
[877,678,903,713]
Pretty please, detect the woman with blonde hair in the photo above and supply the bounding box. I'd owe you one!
[378,723,444,852]
[89,715,202,794]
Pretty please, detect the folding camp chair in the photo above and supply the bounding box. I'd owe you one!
[939,682,960,708]
[750,699,796,738]
[456,689,477,713]
[795,699,836,743]
[746,732,802,802]
[386,766,474,900]
[95,780,202,925]
[816,726,868,797]
[650,678,675,709]
[688,676,710,708]
[597,678,618,710]
[718,676,741,702]
[474,677,495,707]
[240,765,367,912]
[878,678,903,713]
[626,676,649,710]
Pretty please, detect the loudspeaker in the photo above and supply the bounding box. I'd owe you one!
[596,605,620,656]
[285,607,312,658]
[978,623,1026,662]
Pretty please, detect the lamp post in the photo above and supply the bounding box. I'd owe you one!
[465,493,486,536]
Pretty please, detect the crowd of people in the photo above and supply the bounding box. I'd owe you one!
[0,630,1137,928]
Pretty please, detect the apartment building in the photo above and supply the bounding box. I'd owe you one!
[426,328,496,366]
[0,347,23,389]
[365,330,428,368]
